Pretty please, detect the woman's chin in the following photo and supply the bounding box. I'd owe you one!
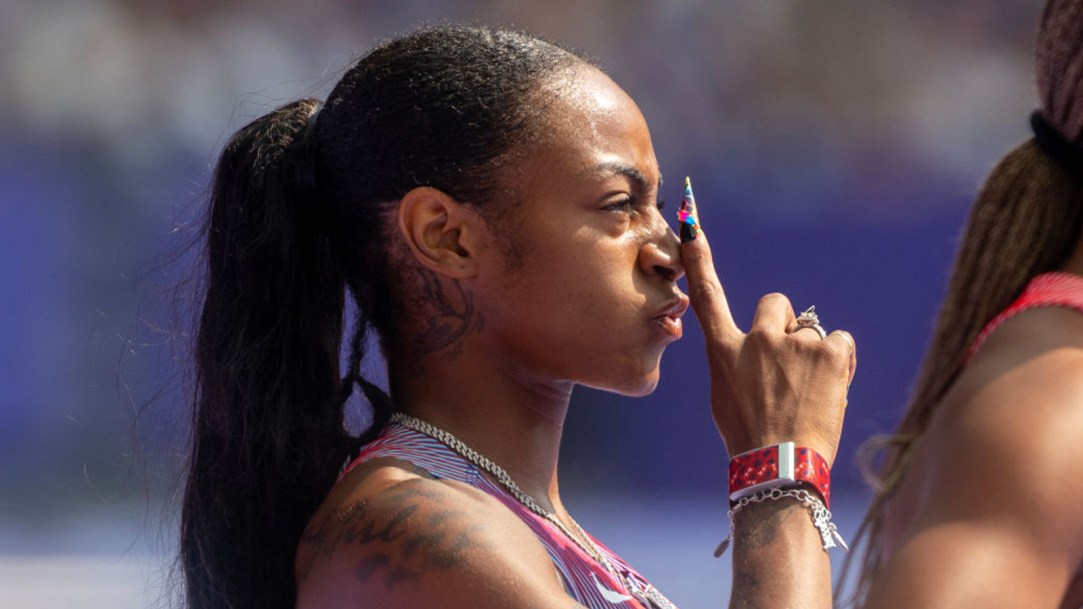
[584,369,660,397]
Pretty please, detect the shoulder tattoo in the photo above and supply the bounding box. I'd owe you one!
[298,482,493,591]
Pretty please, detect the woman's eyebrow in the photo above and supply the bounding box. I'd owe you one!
[586,161,663,192]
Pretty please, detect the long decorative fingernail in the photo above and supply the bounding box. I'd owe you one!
[678,176,701,243]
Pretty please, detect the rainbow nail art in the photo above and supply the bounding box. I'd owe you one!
[678,176,701,243]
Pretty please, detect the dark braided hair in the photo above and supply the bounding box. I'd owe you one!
[842,1,1083,604]
[180,26,585,609]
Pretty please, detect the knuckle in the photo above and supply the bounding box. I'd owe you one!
[791,335,820,355]
[691,279,720,303]
[820,339,851,366]
[786,337,819,359]
[758,292,791,310]
[745,325,781,351]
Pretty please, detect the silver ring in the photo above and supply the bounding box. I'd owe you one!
[793,306,827,339]
[794,324,828,339]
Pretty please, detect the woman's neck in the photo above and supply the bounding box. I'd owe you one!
[388,344,574,515]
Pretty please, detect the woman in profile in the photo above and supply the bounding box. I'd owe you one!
[852,1,1083,607]
[181,26,855,609]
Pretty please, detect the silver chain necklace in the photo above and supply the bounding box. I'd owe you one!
[389,412,675,609]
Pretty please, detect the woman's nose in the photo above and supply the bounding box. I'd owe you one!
[639,223,685,282]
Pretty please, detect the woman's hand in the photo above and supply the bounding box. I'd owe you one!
[681,230,856,466]
[675,182,854,609]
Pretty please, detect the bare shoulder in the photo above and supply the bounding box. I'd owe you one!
[863,309,1083,608]
[295,458,576,609]
[954,305,1083,452]
[923,305,1083,544]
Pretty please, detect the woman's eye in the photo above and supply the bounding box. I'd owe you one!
[602,197,636,213]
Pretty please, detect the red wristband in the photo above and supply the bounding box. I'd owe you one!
[728,442,831,508]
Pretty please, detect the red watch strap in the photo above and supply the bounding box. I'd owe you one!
[728,442,831,508]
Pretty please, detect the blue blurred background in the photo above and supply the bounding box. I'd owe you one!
[0,1,1044,606]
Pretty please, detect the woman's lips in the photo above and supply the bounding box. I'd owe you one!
[651,294,689,339]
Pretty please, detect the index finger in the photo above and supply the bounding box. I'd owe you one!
[678,178,741,342]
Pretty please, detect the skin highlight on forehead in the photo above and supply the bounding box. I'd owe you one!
[534,64,646,147]
[574,73,624,139]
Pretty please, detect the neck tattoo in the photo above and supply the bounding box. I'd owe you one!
[389,412,675,609]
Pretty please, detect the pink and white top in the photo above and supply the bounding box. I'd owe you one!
[340,423,673,608]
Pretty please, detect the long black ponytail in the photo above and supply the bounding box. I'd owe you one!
[180,25,586,609]
[181,98,353,609]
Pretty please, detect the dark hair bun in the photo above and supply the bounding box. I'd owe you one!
[1036,0,1083,143]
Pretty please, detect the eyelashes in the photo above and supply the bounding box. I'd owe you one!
[602,197,666,214]
[602,197,635,213]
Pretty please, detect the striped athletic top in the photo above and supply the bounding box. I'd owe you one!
[340,423,673,608]
[966,271,1083,362]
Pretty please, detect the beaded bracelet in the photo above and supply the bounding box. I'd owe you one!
[714,487,848,557]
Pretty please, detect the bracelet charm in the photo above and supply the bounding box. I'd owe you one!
[714,487,848,557]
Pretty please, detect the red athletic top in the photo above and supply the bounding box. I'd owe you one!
[966,272,1083,363]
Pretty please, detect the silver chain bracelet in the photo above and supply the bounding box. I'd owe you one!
[714,487,848,557]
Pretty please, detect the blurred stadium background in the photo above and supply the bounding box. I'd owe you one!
[0,1,1043,606]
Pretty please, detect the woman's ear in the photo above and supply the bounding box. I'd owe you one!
[397,187,483,279]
